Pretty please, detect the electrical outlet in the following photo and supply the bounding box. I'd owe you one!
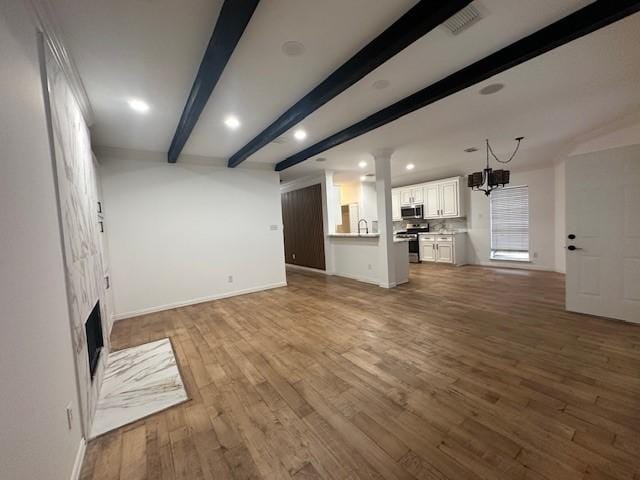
[228,275,233,283]
[367,264,372,270]
[66,403,73,430]
[533,252,538,259]
[270,224,278,231]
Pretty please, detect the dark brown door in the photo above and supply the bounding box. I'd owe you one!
[281,184,325,270]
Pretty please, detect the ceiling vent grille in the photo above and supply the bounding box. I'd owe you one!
[442,3,482,35]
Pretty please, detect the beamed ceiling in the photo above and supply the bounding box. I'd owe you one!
[52,0,640,183]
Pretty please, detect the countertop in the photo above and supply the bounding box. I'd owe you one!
[328,233,409,244]
[417,230,467,236]
[328,233,379,238]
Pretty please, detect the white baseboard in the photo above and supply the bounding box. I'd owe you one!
[70,437,86,480]
[285,263,329,274]
[113,282,288,321]
[473,261,556,272]
[332,271,379,286]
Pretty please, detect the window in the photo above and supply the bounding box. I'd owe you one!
[490,185,530,261]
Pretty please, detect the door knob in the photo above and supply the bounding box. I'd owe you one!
[568,234,576,240]
[567,245,583,251]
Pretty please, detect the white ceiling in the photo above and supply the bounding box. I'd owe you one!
[52,0,640,184]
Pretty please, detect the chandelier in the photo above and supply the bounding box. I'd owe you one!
[467,137,524,196]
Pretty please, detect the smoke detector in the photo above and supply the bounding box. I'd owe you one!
[441,3,483,36]
[281,41,305,57]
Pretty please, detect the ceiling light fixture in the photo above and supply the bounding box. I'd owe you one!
[406,163,415,171]
[468,137,524,196]
[293,129,307,141]
[128,98,149,113]
[479,83,505,95]
[358,161,367,168]
[224,115,241,129]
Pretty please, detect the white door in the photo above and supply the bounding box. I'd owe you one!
[392,191,401,221]
[424,183,440,218]
[400,189,413,206]
[439,180,458,217]
[436,242,453,263]
[566,147,640,323]
[420,240,436,262]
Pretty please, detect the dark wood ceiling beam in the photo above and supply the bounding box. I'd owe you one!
[227,0,473,168]
[275,0,640,172]
[168,0,260,163]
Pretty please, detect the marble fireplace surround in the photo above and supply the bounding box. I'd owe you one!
[41,35,111,436]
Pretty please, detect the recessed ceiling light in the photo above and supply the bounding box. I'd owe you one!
[406,163,415,171]
[479,83,505,95]
[293,129,307,141]
[360,175,367,181]
[464,147,479,153]
[372,79,390,90]
[281,41,305,57]
[128,98,149,113]
[315,157,327,162]
[224,115,241,129]
[358,161,367,168]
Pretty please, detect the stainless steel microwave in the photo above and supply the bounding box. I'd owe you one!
[401,204,423,219]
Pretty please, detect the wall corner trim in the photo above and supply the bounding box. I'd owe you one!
[70,437,86,480]
[28,0,94,125]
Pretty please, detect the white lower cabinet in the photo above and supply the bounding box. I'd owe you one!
[419,239,436,262]
[419,233,467,266]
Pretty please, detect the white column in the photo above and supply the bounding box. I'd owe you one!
[374,149,396,288]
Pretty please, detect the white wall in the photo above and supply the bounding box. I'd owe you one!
[0,2,83,479]
[465,166,558,271]
[98,150,287,319]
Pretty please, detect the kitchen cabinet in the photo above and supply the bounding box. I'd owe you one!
[419,233,467,266]
[424,183,439,218]
[419,238,436,262]
[399,186,424,206]
[392,190,401,221]
[423,177,464,219]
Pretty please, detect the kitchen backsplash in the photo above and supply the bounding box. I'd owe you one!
[393,217,467,232]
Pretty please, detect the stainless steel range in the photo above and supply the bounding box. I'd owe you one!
[395,224,429,263]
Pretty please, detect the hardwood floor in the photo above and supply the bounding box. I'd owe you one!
[80,264,640,480]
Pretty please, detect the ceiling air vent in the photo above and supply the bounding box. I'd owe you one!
[442,3,483,36]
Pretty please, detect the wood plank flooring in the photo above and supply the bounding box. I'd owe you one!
[80,264,640,480]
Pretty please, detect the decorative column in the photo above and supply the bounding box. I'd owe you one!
[374,149,396,288]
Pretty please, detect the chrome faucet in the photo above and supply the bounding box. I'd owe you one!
[357,219,369,235]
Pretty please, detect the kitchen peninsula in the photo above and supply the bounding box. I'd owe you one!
[327,233,409,287]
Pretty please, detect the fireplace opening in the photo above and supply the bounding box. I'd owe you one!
[85,301,104,381]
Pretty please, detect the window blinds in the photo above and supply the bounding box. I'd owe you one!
[490,186,529,252]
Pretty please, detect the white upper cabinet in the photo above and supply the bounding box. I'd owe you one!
[424,183,440,218]
[392,190,402,221]
[439,180,459,217]
[394,176,465,219]
[399,186,424,206]
[423,177,464,219]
